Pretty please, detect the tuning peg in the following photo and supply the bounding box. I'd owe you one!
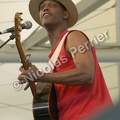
[19,12,23,15]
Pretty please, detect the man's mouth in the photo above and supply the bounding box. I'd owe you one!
[43,13,51,18]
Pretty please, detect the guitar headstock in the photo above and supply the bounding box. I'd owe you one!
[14,12,22,40]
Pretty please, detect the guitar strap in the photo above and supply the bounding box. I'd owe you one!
[36,31,69,93]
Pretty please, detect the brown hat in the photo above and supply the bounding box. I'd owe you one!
[29,0,78,28]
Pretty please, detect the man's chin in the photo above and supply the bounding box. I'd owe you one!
[42,22,54,28]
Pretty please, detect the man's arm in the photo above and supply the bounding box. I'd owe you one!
[39,31,95,85]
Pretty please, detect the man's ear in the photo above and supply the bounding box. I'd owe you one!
[63,11,69,19]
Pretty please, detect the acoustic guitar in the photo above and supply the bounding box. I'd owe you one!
[14,12,51,120]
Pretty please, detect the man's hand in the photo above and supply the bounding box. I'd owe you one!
[18,60,44,84]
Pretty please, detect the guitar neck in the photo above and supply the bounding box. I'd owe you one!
[16,38,37,97]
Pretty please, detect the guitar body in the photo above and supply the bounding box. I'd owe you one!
[33,84,58,120]
[33,92,51,120]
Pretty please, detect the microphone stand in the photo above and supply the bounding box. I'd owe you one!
[0,32,15,49]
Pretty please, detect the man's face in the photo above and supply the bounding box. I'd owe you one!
[39,0,68,27]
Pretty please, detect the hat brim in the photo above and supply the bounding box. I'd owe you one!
[29,0,78,28]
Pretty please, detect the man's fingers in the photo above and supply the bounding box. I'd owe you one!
[26,59,33,68]
[26,59,37,70]
[19,65,24,72]
[19,80,26,84]
[18,74,27,84]
[24,84,30,90]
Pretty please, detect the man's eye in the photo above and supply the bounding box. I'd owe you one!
[39,5,44,10]
[39,6,43,10]
[50,3,57,7]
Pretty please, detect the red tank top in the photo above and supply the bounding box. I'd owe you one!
[49,30,113,120]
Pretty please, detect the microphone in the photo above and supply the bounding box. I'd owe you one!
[0,21,32,34]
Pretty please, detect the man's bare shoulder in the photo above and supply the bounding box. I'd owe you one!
[66,30,90,49]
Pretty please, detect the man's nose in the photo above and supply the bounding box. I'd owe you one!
[43,5,50,11]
